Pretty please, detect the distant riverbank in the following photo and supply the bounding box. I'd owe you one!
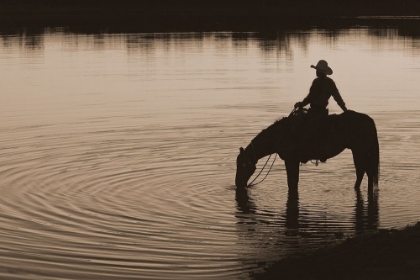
[1,0,420,31]
[253,222,420,280]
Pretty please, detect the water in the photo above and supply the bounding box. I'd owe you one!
[1,26,420,279]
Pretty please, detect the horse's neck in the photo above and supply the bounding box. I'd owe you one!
[246,135,275,164]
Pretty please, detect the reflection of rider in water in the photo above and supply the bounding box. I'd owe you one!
[294,60,348,116]
[293,60,348,163]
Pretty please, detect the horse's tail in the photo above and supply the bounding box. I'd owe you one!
[368,121,380,186]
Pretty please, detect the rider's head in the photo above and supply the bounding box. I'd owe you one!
[311,60,333,76]
[316,70,327,78]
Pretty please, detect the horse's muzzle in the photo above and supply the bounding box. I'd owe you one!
[235,174,247,188]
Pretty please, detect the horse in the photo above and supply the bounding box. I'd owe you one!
[235,109,379,191]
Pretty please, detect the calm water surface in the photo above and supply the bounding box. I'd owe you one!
[1,27,420,279]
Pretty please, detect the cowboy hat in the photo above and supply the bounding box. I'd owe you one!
[311,60,333,75]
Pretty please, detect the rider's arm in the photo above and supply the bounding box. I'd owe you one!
[300,95,311,107]
[330,80,347,111]
[295,95,310,108]
[295,79,317,108]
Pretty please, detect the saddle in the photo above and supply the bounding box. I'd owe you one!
[289,108,337,163]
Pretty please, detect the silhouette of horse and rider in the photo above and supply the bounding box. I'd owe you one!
[294,60,348,164]
[235,60,379,191]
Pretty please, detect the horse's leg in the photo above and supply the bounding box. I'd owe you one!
[366,169,374,191]
[352,149,365,190]
[285,160,300,190]
[285,187,299,230]
[366,144,379,191]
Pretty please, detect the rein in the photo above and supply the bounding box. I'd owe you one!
[247,142,277,187]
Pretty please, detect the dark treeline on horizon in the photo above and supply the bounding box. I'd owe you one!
[2,0,420,7]
[1,0,420,32]
[3,0,420,15]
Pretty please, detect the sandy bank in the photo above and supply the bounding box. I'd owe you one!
[253,222,420,280]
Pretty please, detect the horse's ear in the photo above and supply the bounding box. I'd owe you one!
[240,147,245,154]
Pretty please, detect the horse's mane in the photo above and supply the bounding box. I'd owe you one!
[254,117,290,141]
[253,108,310,142]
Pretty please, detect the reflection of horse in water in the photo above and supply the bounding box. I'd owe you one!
[235,187,379,236]
[355,187,379,233]
[235,109,379,191]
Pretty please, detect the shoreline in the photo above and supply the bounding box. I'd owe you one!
[253,222,420,280]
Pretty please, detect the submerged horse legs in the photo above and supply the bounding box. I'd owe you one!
[285,159,300,190]
[353,151,365,190]
[366,169,375,190]
[352,149,375,190]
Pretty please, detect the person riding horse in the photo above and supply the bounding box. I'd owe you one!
[295,60,347,116]
[236,61,379,189]
[293,60,348,163]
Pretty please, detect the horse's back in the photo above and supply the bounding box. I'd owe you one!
[327,110,376,131]
[341,110,375,123]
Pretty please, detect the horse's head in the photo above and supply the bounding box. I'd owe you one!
[235,147,256,188]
